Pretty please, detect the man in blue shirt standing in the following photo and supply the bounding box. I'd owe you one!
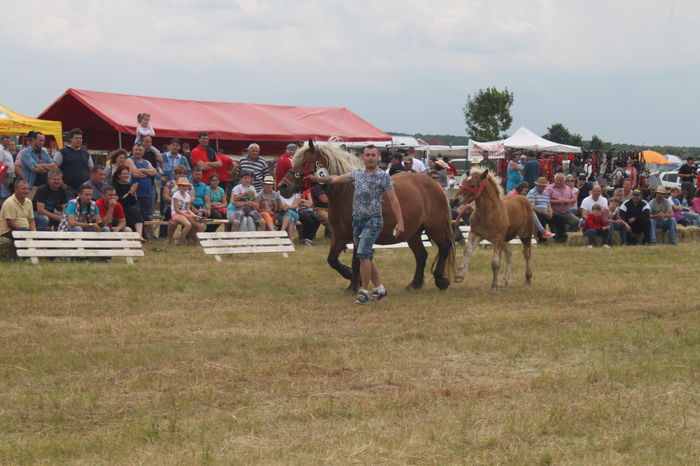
[308,145,404,305]
[522,152,540,190]
[20,132,57,192]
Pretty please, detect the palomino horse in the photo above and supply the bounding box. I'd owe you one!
[278,140,456,292]
[454,169,534,288]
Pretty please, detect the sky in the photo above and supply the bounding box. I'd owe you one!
[3,0,700,146]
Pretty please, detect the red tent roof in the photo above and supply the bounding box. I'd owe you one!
[38,88,390,151]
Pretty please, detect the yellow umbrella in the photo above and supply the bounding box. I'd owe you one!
[640,150,670,165]
[0,104,63,147]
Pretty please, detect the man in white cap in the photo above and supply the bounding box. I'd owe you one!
[275,143,297,186]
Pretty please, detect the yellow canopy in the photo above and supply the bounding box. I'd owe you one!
[0,104,63,148]
[640,150,670,165]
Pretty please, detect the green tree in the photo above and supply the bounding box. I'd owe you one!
[463,87,514,141]
[542,123,582,147]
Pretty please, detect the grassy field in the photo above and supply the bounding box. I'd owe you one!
[1,239,699,464]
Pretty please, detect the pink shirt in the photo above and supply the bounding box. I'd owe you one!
[691,197,700,213]
[545,183,576,214]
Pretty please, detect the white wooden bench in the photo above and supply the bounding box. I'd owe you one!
[346,234,432,250]
[459,225,537,246]
[12,231,144,264]
[197,231,295,262]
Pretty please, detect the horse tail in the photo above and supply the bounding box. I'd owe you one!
[430,207,457,282]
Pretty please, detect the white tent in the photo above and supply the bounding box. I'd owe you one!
[469,126,582,160]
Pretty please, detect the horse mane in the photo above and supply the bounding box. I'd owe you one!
[292,138,363,175]
[469,168,504,196]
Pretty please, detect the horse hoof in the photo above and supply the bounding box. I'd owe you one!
[405,283,423,290]
[454,276,464,283]
[435,277,450,290]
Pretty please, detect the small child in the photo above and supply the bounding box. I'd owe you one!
[584,204,612,248]
[277,190,301,240]
[256,176,279,231]
[228,170,266,231]
[171,177,204,245]
[135,113,155,143]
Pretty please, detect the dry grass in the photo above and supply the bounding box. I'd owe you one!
[1,240,699,464]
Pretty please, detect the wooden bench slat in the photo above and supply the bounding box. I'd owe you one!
[145,219,228,226]
[346,241,433,249]
[12,231,140,239]
[17,249,145,257]
[199,238,292,247]
[202,245,295,255]
[14,240,143,249]
[197,231,288,239]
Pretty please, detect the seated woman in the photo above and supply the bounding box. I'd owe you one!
[298,187,321,245]
[207,173,227,222]
[256,176,279,231]
[111,166,145,241]
[670,187,700,226]
[277,189,300,240]
[170,177,204,245]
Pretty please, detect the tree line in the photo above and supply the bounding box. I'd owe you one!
[389,86,699,155]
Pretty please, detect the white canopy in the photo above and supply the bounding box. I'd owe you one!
[469,126,582,159]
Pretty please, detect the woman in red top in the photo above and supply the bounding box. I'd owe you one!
[583,204,612,248]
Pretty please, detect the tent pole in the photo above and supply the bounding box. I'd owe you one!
[118,132,122,148]
[216,139,220,151]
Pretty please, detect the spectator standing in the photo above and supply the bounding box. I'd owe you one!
[402,157,417,173]
[624,159,638,187]
[216,153,237,196]
[58,184,107,232]
[506,153,524,192]
[237,143,271,192]
[678,157,696,186]
[86,165,109,201]
[386,153,405,176]
[0,179,36,238]
[95,186,130,232]
[33,169,68,230]
[53,128,93,199]
[190,132,222,184]
[522,152,540,189]
[161,138,191,182]
[135,113,155,143]
[619,189,651,245]
[647,186,678,245]
[545,173,579,242]
[404,148,426,173]
[19,132,57,192]
[0,136,15,206]
[583,204,612,248]
[526,177,553,245]
[275,143,297,185]
[126,143,157,231]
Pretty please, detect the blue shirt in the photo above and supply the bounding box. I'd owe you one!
[162,152,191,181]
[192,181,209,209]
[526,187,550,211]
[347,168,393,218]
[523,159,540,189]
[20,147,54,188]
[130,157,153,198]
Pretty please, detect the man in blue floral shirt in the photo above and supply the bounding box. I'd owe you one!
[308,145,404,304]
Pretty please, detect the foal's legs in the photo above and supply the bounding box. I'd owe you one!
[455,232,481,283]
[501,242,513,288]
[522,240,533,285]
[490,243,503,289]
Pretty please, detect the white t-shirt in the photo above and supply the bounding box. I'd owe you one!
[171,190,191,214]
[279,192,300,208]
[580,195,608,213]
[232,184,257,200]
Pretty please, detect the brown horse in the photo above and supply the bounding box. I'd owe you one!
[454,169,534,288]
[278,140,456,292]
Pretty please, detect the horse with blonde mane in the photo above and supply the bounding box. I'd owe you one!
[454,169,534,288]
[278,140,456,292]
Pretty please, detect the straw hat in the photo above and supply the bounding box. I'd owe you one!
[263,175,275,185]
[655,185,667,194]
[534,177,548,187]
[176,177,191,186]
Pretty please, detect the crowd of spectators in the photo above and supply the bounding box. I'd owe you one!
[0,130,331,246]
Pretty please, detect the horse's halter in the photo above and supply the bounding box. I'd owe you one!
[459,179,488,201]
[288,156,320,190]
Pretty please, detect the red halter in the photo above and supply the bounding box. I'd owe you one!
[459,179,488,201]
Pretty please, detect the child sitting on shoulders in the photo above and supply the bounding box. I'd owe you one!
[135,113,155,143]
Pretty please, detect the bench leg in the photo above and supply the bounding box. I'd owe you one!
[126,257,134,265]
[214,255,222,262]
[30,257,39,265]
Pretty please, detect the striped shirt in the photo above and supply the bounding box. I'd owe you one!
[237,156,270,191]
[526,187,551,211]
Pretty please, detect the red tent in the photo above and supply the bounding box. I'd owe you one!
[39,88,391,153]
